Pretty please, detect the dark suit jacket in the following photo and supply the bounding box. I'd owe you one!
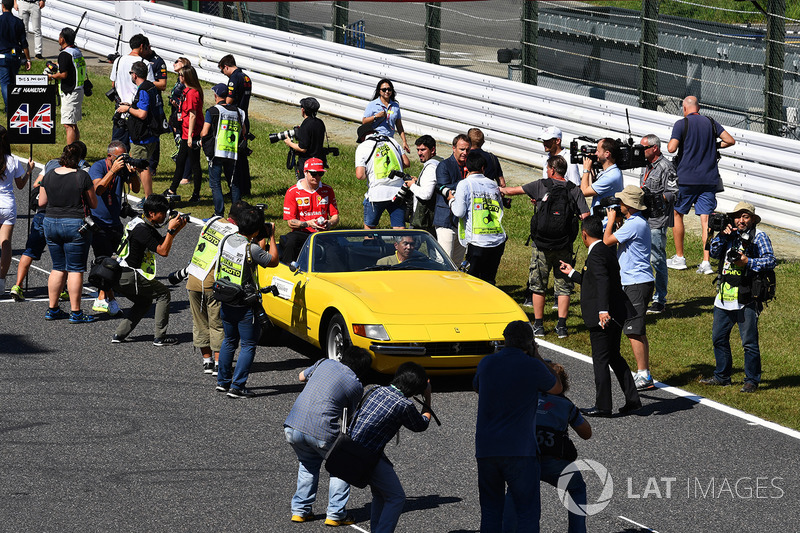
[570,241,627,328]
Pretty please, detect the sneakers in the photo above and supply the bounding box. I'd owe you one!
[107,299,122,317]
[291,514,313,523]
[696,261,714,275]
[10,284,24,302]
[647,302,665,314]
[45,308,70,320]
[634,373,655,391]
[227,387,255,399]
[212,363,219,377]
[69,311,97,324]
[740,382,758,393]
[59,290,69,301]
[92,298,109,313]
[111,334,127,343]
[522,298,533,307]
[203,361,214,374]
[153,336,178,346]
[666,255,687,270]
[35,53,44,60]
[699,376,731,386]
[555,325,568,339]
[215,384,229,393]
[324,515,355,527]
[532,324,545,337]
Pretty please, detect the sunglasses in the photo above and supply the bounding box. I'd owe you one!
[379,87,392,92]
[308,171,324,177]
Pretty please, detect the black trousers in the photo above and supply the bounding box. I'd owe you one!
[169,140,201,196]
[588,322,640,411]
[466,241,505,286]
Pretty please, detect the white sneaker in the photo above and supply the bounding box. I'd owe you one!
[696,261,714,275]
[92,298,109,313]
[107,299,122,316]
[666,255,687,270]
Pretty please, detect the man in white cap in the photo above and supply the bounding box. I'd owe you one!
[540,126,581,186]
[700,202,775,393]
[603,185,655,394]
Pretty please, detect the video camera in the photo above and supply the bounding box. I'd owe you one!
[570,137,647,171]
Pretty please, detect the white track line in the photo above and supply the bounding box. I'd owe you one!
[619,515,659,532]
[537,339,800,442]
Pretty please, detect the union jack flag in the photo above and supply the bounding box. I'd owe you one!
[9,103,54,135]
[9,104,29,134]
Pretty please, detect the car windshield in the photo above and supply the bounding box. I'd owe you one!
[309,230,457,273]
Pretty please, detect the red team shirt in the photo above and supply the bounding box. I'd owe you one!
[283,183,339,233]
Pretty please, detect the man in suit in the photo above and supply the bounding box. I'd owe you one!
[559,215,640,417]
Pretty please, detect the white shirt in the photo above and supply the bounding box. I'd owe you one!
[110,54,155,104]
[0,156,24,211]
[355,135,405,203]
[542,148,582,187]
[410,157,439,210]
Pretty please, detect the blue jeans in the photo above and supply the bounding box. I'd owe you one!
[363,198,405,228]
[712,304,761,385]
[0,54,21,110]
[283,426,350,520]
[650,227,668,304]
[23,211,47,259]
[208,158,236,217]
[217,304,259,391]
[477,456,541,533]
[43,217,92,272]
[368,456,406,533]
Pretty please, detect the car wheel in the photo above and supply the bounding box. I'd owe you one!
[325,313,351,362]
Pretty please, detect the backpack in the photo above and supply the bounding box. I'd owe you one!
[127,81,170,142]
[530,179,579,250]
[751,269,776,304]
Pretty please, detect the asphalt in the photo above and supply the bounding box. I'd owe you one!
[3,32,799,533]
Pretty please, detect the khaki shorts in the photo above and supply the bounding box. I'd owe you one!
[130,141,159,172]
[60,88,83,124]
[528,245,575,296]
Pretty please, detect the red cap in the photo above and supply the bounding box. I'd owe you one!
[304,158,325,173]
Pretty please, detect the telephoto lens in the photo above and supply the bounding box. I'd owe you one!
[167,267,190,285]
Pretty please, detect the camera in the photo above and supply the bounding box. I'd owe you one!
[120,201,139,219]
[117,153,149,172]
[78,216,96,236]
[592,196,622,218]
[709,212,733,233]
[43,61,58,76]
[105,87,121,106]
[569,137,647,171]
[389,170,413,204]
[269,127,299,144]
[164,194,181,209]
[169,211,190,224]
[437,184,454,200]
[246,132,256,142]
[642,187,667,219]
[167,266,190,285]
[502,197,512,209]
[324,146,340,157]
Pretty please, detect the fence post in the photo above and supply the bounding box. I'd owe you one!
[640,0,659,111]
[276,2,290,32]
[521,0,537,85]
[183,1,199,13]
[333,1,349,45]
[425,2,441,65]
[764,0,785,136]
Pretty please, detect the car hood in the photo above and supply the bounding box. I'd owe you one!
[316,271,518,319]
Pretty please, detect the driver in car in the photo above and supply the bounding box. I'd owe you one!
[377,235,423,266]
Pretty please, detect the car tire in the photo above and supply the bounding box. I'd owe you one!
[325,313,351,362]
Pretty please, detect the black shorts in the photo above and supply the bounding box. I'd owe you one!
[91,223,124,258]
[623,282,654,336]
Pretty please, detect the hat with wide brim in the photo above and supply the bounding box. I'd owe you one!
[614,185,647,211]
[727,201,761,224]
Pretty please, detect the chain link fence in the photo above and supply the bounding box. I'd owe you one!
[166,0,800,138]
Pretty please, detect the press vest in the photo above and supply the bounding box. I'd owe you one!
[61,46,86,94]
[215,233,255,288]
[457,176,506,248]
[117,217,157,280]
[212,104,245,160]
[186,217,238,281]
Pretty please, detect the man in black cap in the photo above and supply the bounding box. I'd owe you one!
[284,96,327,180]
[0,0,30,111]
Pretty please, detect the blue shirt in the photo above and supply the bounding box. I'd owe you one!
[363,98,401,138]
[614,213,654,285]
[474,347,556,458]
[89,159,125,227]
[434,154,466,229]
[284,359,363,445]
[350,385,429,452]
[670,113,725,186]
[131,87,157,145]
[591,164,623,209]
[537,392,584,433]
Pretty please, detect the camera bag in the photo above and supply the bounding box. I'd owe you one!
[88,256,122,290]
[211,278,245,304]
[325,386,383,488]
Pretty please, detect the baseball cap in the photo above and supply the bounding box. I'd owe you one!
[300,97,320,115]
[212,83,228,98]
[357,123,375,143]
[304,158,325,173]
[539,126,562,141]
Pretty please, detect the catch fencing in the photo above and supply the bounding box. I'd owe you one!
[37,0,800,231]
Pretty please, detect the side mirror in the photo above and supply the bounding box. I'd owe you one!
[290,261,301,273]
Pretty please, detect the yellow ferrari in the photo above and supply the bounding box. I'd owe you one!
[258,229,528,375]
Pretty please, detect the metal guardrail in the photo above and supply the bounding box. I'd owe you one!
[38,0,800,232]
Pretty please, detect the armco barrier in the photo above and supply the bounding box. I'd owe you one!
[38,0,800,231]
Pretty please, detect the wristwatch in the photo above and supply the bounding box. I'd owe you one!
[582,169,591,174]
[167,228,177,235]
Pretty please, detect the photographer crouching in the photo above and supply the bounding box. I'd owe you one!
[88,140,143,317]
[111,194,188,346]
[700,203,775,393]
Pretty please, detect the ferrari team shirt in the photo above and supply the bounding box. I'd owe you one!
[283,182,338,233]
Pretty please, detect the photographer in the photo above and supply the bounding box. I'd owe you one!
[214,205,279,399]
[700,203,775,393]
[579,138,623,210]
[112,194,188,346]
[404,135,440,235]
[109,33,155,144]
[282,158,338,263]
[47,27,85,145]
[603,186,656,391]
[283,97,327,180]
[355,124,409,229]
[639,134,678,314]
[88,140,141,316]
[0,0,31,110]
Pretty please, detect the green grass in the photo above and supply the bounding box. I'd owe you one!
[16,59,800,430]
[589,0,800,25]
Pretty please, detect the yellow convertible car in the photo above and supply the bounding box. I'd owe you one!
[258,229,528,375]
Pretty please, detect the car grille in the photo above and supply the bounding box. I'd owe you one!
[371,341,499,357]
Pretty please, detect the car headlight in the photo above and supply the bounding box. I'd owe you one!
[352,324,390,341]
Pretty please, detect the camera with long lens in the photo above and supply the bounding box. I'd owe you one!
[591,196,622,218]
[105,87,121,106]
[43,61,59,76]
[708,212,733,233]
[269,127,299,144]
[389,170,413,204]
[78,215,96,236]
[437,184,453,200]
[642,187,667,219]
[118,153,149,171]
[167,266,190,285]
